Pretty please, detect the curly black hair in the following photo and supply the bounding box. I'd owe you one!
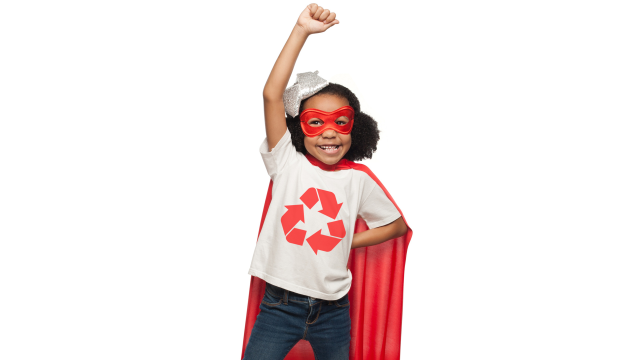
[285,83,380,162]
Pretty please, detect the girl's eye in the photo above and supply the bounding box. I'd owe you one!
[336,116,350,126]
[308,119,324,127]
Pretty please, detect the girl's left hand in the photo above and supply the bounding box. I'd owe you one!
[296,3,339,35]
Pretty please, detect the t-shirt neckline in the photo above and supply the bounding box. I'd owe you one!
[304,153,352,172]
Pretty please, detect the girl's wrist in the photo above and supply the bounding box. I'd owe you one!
[293,24,310,38]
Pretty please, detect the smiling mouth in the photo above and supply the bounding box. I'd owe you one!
[318,145,341,155]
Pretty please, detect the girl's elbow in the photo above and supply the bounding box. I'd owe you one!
[263,86,282,101]
[392,217,408,238]
[392,217,409,239]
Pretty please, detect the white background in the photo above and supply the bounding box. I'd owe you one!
[1,1,639,359]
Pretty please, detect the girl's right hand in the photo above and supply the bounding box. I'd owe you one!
[296,3,339,35]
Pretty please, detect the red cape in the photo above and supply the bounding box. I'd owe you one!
[242,153,413,359]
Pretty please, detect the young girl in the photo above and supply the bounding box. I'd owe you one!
[242,4,413,360]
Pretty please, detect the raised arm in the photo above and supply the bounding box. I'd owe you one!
[263,3,339,151]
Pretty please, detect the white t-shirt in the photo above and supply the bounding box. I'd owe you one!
[248,128,401,300]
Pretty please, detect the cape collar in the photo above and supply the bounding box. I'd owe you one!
[304,153,352,171]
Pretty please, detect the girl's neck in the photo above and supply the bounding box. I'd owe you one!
[304,153,350,172]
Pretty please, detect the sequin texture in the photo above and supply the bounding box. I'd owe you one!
[283,70,330,117]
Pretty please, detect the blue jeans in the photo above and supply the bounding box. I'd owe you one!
[242,282,351,360]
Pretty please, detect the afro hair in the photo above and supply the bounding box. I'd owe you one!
[285,83,380,162]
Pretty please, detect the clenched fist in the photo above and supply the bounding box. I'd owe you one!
[296,3,339,35]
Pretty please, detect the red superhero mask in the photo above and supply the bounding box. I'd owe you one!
[299,105,355,137]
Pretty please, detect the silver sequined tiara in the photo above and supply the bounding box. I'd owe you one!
[283,70,330,117]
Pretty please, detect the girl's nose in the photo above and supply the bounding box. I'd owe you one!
[321,129,337,138]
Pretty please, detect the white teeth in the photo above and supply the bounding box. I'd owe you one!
[320,145,339,150]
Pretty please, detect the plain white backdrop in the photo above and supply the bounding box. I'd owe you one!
[1,1,639,359]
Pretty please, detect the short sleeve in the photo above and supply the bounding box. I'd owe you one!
[358,184,402,229]
[259,128,300,179]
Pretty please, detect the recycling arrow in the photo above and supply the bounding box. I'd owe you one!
[280,187,346,255]
[306,229,342,255]
[317,189,343,219]
[281,205,304,234]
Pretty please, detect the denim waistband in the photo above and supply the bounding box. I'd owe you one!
[265,282,346,305]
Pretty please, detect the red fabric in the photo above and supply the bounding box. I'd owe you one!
[300,105,355,137]
[242,155,413,360]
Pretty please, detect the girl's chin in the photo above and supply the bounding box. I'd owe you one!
[313,151,342,164]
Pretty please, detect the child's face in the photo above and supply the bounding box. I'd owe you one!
[302,94,352,166]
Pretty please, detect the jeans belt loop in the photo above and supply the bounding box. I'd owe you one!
[283,289,289,305]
